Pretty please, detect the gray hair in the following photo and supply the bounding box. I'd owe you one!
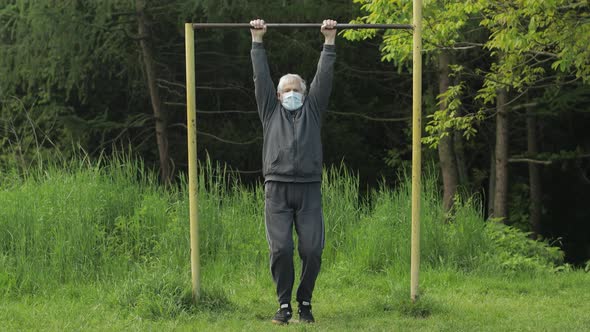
[277,74,307,94]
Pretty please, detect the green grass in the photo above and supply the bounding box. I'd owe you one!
[0,154,588,331]
[1,270,589,331]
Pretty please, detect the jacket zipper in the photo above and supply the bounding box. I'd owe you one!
[292,112,298,181]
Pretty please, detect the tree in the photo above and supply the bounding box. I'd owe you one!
[473,0,590,224]
[0,0,145,165]
[0,0,181,182]
[437,52,459,211]
[135,0,171,184]
[343,0,483,212]
[492,87,509,220]
[525,102,542,235]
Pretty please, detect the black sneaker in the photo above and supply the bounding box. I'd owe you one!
[272,303,292,325]
[298,302,315,323]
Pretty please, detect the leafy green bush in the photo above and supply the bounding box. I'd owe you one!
[483,222,565,273]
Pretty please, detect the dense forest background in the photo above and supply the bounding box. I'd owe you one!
[1,0,589,264]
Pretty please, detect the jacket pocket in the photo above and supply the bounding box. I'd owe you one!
[269,147,295,175]
[300,150,321,177]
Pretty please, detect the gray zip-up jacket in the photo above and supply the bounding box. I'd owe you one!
[251,42,336,183]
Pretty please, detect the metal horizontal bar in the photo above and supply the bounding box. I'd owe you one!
[191,23,413,30]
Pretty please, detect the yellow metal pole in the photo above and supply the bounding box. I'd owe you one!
[411,0,422,302]
[185,23,200,303]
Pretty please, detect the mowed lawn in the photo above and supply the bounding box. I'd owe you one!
[2,269,589,331]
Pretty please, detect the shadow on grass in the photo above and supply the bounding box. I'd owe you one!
[193,288,234,312]
[380,291,442,319]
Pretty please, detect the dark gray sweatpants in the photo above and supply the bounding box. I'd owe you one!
[264,181,325,305]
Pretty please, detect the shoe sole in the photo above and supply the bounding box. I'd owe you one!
[271,319,289,325]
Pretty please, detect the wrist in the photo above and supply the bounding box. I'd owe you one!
[252,37,263,43]
[324,37,335,45]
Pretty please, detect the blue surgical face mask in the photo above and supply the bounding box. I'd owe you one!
[281,91,304,111]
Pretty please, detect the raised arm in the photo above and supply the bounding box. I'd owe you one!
[250,19,277,123]
[307,19,337,114]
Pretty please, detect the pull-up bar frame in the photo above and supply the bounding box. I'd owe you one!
[185,3,422,305]
[192,23,413,29]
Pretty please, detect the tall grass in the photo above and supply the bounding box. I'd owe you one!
[0,153,162,293]
[0,153,565,298]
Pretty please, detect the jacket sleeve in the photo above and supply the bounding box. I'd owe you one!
[251,42,278,123]
[307,44,336,115]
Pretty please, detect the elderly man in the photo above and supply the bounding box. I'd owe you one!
[250,18,337,324]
